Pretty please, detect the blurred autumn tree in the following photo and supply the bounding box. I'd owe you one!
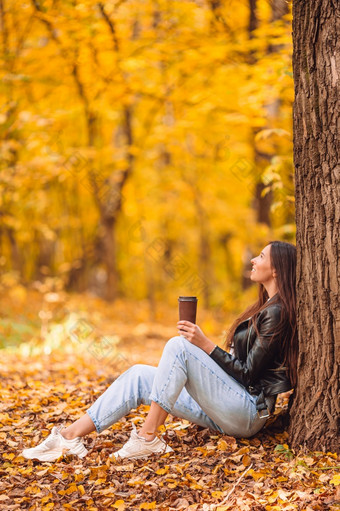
[0,0,294,309]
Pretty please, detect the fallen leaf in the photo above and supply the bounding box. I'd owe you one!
[242,454,252,467]
[330,474,340,486]
[113,500,126,510]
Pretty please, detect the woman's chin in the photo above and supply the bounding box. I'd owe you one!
[250,274,260,283]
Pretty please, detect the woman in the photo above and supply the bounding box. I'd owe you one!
[22,240,297,462]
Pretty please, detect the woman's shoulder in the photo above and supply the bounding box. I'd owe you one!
[257,301,284,322]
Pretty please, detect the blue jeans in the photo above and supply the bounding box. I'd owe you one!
[87,336,267,438]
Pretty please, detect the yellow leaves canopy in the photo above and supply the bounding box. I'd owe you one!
[0,0,295,310]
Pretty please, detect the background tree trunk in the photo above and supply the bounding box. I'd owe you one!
[242,0,289,290]
[249,0,290,228]
[289,0,339,452]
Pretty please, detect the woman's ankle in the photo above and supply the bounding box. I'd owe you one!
[60,428,77,440]
[137,428,156,441]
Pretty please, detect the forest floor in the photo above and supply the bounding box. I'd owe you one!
[0,290,339,510]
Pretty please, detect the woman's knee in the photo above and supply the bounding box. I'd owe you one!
[164,335,188,356]
[127,363,155,375]
[166,335,183,347]
[123,364,156,386]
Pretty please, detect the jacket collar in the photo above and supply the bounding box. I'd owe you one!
[236,294,280,329]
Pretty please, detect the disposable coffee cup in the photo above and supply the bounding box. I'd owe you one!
[178,296,198,324]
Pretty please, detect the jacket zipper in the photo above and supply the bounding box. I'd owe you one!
[246,323,253,356]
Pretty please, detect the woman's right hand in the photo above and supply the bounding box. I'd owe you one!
[177,321,216,354]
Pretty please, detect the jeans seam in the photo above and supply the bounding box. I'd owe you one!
[184,344,258,434]
[152,340,254,433]
[153,351,185,409]
[88,394,148,433]
[158,340,247,405]
[185,348,247,401]
[86,410,100,433]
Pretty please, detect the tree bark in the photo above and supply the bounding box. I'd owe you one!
[97,4,136,301]
[289,0,339,453]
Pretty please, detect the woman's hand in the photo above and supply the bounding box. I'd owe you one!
[177,321,216,354]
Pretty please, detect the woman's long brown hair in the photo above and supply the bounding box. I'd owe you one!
[224,241,298,387]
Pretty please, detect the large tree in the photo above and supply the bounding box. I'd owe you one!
[289,0,339,452]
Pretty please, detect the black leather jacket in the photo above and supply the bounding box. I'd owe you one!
[209,302,292,398]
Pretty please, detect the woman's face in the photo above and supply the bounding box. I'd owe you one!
[250,244,276,286]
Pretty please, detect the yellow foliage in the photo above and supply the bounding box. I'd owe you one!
[330,474,340,486]
[113,500,126,510]
[0,0,294,311]
[139,502,156,510]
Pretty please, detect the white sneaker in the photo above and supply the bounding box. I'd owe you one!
[111,424,173,460]
[22,426,88,462]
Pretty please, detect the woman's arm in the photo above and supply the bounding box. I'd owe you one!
[208,307,282,388]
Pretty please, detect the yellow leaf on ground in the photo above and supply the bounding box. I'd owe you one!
[58,484,78,496]
[113,500,126,510]
[41,494,53,503]
[330,473,340,486]
[327,452,337,459]
[211,490,224,498]
[237,446,249,456]
[267,490,278,503]
[217,439,229,451]
[213,465,223,475]
[3,453,15,460]
[139,503,156,510]
[95,478,107,485]
[242,454,252,467]
[249,468,267,481]
[156,466,169,475]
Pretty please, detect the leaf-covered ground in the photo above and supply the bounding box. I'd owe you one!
[0,292,339,510]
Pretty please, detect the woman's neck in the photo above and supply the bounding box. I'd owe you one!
[264,282,278,300]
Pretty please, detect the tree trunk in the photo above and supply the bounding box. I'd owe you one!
[289,0,339,453]
[101,218,117,301]
[6,227,22,273]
